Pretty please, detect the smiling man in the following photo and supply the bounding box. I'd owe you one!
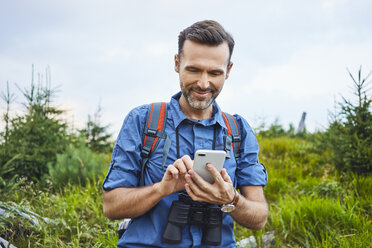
[103,20,268,247]
[176,39,232,119]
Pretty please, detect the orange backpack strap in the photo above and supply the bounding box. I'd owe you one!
[222,112,241,160]
[140,102,170,186]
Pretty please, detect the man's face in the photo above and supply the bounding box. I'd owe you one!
[175,40,233,111]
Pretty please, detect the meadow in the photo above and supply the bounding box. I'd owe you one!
[235,136,371,247]
[1,135,371,247]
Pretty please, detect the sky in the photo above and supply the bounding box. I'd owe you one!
[1,0,372,137]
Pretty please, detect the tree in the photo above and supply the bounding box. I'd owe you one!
[0,81,16,158]
[79,104,112,153]
[0,66,69,181]
[325,67,372,174]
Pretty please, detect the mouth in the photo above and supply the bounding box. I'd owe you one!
[191,88,213,99]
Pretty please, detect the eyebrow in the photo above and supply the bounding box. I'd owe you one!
[209,69,224,74]
[185,66,201,71]
[185,66,224,74]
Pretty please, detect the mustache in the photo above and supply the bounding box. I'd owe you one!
[190,87,215,93]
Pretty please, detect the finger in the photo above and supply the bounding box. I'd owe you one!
[188,169,211,191]
[185,175,220,204]
[221,168,233,184]
[206,163,224,186]
[181,155,193,171]
[166,164,179,179]
[173,158,187,175]
[185,183,199,201]
[185,174,207,201]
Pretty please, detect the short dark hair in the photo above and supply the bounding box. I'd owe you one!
[178,20,235,64]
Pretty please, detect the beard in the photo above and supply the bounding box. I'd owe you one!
[180,82,221,110]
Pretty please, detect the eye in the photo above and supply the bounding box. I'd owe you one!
[209,70,224,76]
[185,66,200,73]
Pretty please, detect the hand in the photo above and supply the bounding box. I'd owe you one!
[185,163,235,205]
[157,155,193,196]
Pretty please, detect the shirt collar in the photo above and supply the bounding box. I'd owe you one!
[168,92,227,129]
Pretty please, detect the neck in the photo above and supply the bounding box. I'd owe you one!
[179,95,213,120]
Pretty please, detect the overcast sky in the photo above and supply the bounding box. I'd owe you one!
[1,0,372,136]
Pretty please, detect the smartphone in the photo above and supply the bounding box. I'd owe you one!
[193,150,226,183]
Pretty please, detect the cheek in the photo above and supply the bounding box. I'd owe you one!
[180,73,198,84]
[212,78,225,90]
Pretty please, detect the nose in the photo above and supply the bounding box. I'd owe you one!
[197,72,210,89]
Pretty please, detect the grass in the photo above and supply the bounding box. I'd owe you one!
[270,195,371,247]
[1,178,119,247]
[1,136,371,247]
[234,136,371,248]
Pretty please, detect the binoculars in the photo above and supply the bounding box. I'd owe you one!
[162,196,222,246]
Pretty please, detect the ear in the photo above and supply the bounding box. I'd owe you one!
[225,61,234,79]
[174,54,179,73]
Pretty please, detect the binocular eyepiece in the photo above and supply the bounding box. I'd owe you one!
[162,195,222,246]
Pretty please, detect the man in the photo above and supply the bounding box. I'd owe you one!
[103,20,268,247]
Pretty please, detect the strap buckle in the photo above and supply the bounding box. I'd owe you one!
[224,135,232,158]
[145,128,158,137]
[232,134,241,142]
[141,145,151,158]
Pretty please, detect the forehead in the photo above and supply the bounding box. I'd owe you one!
[180,40,230,68]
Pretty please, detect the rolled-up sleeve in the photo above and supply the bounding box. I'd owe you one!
[235,115,268,188]
[102,105,147,190]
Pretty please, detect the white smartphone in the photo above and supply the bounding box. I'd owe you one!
[193,150,226,183]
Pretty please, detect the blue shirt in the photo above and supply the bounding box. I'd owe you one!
[103,92,267,248]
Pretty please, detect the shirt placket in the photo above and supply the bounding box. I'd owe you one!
[189,123,214,246]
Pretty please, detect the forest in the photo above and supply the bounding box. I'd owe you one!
[0,67,371,247]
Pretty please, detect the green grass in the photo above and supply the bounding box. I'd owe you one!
[234,136,371,248]
[269,195,371,247]
[2,136,371,247]
[1,178,119,247]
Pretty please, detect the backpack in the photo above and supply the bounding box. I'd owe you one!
[118,102,242,238]
[139,102,242,186]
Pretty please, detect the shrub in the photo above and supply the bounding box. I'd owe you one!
[47,140,107,188]
[258,120,296,138]
[324,67,372,174]
[0,154,25,194]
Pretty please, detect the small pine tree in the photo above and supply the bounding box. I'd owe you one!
[79,104,112,153]
[0,66,69,181]
[0,81,16,158]
[0,82,21,192]
[325,67,372,174]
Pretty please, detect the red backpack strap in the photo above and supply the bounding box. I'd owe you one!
[222,112,241,160]
[140,102,169,186]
